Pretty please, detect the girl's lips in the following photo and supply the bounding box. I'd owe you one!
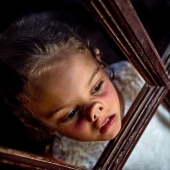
[100,114,116,134]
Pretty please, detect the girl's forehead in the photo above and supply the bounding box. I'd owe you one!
[30,50,101,110]
[55,49,96,68]
[36,50,99,87]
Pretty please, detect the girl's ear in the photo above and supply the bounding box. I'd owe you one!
[94,48,102,62]
[94,48,106,68]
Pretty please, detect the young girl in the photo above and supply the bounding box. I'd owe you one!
[0,13,146,169]
[0,13,124,141]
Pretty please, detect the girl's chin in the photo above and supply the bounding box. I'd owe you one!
[103,124,122,140]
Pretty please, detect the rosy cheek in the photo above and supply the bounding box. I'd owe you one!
[103,81,113,95]
[102,82,118,102]
[74,119,85,130]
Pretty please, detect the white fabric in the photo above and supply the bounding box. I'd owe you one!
[123,104,170,170]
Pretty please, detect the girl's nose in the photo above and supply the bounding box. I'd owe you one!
[87,102,104,122]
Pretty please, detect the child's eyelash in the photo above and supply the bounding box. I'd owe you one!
[92,80,104,95]
[62,107,79,123]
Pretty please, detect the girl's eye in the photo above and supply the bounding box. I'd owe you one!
[92,80,104,95]
[62,108,79,122]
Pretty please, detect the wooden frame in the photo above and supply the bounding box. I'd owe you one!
[0,0,169,169]
[84,1,170,169]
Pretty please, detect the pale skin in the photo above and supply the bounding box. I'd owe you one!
[26,49,122,141]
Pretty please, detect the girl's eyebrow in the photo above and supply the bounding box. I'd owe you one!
[45,110,59,119]
[46,105,68,119]
[88,66,100,86]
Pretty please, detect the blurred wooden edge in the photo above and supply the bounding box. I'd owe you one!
[0,146,84,170]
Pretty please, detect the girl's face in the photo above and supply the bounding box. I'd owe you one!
[28,50,122,141]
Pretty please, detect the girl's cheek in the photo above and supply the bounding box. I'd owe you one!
[58,117,85,132]
[102,82,118,102]
[101,81,113,97]
[74,118,86,130]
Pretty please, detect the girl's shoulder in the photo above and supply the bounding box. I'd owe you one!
[110,60,140,76]
[111,60,145,88]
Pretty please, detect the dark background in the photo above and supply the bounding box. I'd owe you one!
[131,0,170,57]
